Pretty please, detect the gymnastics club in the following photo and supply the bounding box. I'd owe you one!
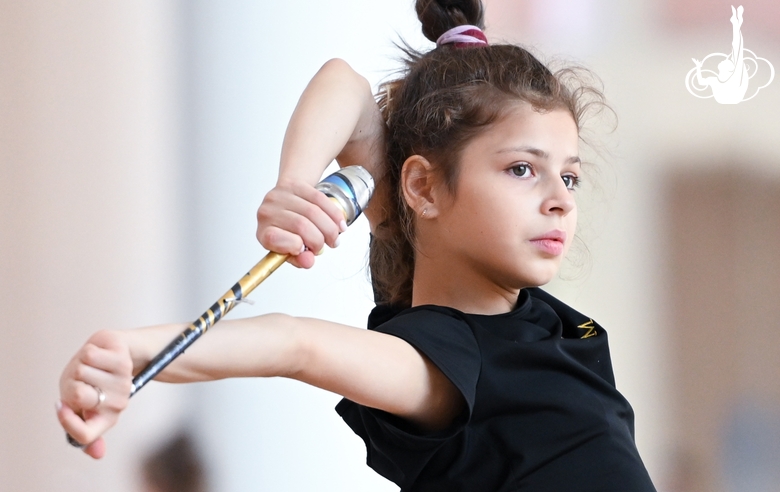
[67,166,374,448]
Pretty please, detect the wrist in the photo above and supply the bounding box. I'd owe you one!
[123,323,187,376]
[277,166,329,187]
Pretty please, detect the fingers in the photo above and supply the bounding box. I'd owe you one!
[65,365,129,411]
[79,340,132,375]
[287,250,316,269]
[256,180,348,265]
[306,182,350,232]
[57,330,133,457]
[269,184,345,250]
[57,401,90,443]
[56,401,111,458]
[84,437,107,459]
[60,379,102,412]
[60,339,132,413]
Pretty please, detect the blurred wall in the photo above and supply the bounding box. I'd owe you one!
[0,1,190,491]
[2,0,779,491]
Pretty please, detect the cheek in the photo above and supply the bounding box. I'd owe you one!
[564,208,578,250]
[447,185,492,227]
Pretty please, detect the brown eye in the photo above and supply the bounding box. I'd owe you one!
[510,163,532,178]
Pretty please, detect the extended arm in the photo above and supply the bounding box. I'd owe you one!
[256,59,387,268]
[58,316,464,458]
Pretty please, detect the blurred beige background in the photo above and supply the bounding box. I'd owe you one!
[1,1,778,491]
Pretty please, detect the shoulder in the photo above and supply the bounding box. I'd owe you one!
[368,302,477,348]
[366,302,481,392]
[528,287,606,339]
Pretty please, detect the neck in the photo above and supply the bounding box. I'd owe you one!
[411,250,520,315]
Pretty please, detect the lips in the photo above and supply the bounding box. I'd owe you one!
[529,230,567,256]
[531,230,567,242]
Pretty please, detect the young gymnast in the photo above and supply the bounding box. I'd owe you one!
[57,0,657,489]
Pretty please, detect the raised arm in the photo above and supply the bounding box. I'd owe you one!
[278,58,385,187]
[57,316,464,458]
[256,59,387,268]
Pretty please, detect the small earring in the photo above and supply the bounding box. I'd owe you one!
[421,209,428,218]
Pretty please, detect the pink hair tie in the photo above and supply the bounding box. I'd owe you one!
[436,24,488,48]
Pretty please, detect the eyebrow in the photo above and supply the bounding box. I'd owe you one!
[497,146,581,165]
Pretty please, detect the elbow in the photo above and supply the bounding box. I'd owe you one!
[320,58,371,94]
[258,313,308,379]
[320,58,356,76]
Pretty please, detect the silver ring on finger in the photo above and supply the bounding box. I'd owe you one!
[89,384,106,409]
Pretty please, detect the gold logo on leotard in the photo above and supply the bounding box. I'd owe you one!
[578,319,597,339]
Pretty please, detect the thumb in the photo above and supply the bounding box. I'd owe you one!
[84,437,107,459]
[57,400,112,458]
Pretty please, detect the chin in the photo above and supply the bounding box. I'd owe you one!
[518,267,559,289]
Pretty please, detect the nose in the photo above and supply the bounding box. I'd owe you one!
[540,175,575,216]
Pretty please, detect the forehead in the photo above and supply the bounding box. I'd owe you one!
[467,103,579,155]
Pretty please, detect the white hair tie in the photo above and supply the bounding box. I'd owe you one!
[436,25,488,47]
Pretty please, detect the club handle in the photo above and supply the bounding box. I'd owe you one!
[131,251,288,395]
[66,165,374,448]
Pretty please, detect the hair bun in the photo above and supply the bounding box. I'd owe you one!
[416,0,485,43]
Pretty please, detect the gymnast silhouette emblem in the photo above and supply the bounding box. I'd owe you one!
[685,5,774,104]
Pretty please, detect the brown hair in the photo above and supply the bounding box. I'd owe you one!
[369,0,607,307]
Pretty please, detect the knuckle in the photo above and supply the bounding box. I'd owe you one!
[82,345,99,365]
[73,364,89,381]
[256,205,272,223]
[75,384,90,402]
[291,215,310,234]
[89,329,117,348]
[90,329,110,343]
[301,201,320,218]
[259,228,286,251]
[256,227,270,245]
[260,227,277,244]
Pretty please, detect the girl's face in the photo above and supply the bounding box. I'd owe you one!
[428,103,580,292]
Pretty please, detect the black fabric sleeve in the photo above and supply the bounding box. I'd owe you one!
[335,306,481,487]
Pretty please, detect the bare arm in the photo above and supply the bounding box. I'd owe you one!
[58,316,464,457]
[277,58,385,186]
[133,315,462,428]
[256,59,387,268]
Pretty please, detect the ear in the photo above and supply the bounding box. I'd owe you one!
[401,155,442,218]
